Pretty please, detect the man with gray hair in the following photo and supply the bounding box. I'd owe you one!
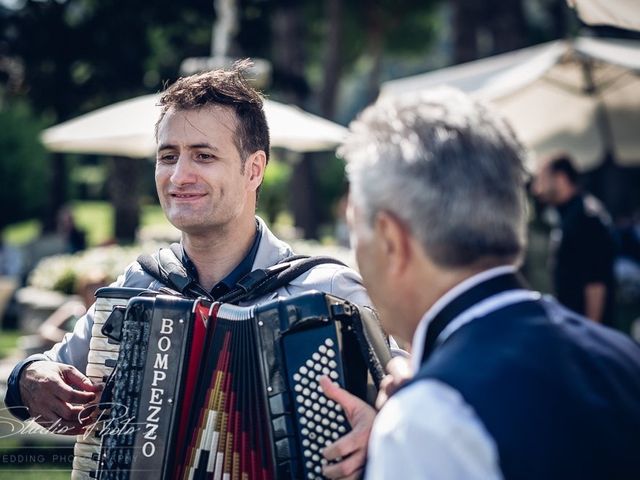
[321,88,640,479]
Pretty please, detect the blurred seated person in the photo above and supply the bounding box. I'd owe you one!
[532,154,616,324]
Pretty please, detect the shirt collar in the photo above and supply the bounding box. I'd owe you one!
[182,218,263,298]
[410,265,518,373]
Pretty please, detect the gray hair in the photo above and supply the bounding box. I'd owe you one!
[340,87,529,268]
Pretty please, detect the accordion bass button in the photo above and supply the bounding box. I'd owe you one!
[269,393,290,416]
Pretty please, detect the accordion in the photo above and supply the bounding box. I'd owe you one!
[72,287,391,480]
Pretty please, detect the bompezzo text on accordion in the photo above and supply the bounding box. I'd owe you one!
[72,287,391,480]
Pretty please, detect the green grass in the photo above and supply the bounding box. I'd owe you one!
[2,201,169,247]
[0,468,71,479]
[71,201,114,247]
[0,444,72,479]
[0,330,21,359]
[2,221,40,247]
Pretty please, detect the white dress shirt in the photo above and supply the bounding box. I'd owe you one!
[366,266,541,480]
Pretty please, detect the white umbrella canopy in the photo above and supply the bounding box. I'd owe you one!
[40,94,348,157]
[567,0,640,32]
[380,37,640,171]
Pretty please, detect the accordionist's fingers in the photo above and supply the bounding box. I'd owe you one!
[50,398,87,423]
[20,361,98,424]
[319,376,375,478]
[375,356,412,410]
[27,399,86,435]
[322,446,365,479]
[62,365,104,393]
[319,376,373,424]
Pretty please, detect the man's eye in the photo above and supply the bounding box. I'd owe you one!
[197,153,214,161]
[157,154,177,163]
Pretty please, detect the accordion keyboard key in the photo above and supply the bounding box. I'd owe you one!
[74,296,129,480]
[291,338,350,480]
[89,337,120,353]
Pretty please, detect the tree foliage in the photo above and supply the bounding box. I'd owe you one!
[3,0,215,120]
[0,0,570,237]
[0,102,49,230]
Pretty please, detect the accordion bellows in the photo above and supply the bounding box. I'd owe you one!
[72,288,390,480]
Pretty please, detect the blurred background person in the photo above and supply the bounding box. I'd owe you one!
[57,205,87,254]
[532,153,616,324]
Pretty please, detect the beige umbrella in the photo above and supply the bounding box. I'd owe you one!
[41,94,348,157]
[567,0,640,32]
[380,36,640,171]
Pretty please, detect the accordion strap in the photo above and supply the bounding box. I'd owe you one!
[219,255,347,304]
[137,244,213,300]
[137,245,347,304]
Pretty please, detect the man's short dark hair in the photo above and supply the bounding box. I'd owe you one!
[548,154,578,185]
[156,59,270,168]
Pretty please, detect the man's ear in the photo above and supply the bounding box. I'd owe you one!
[374,211,412,277]
[246,150,267,190]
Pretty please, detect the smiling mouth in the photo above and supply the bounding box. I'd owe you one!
[170,193,206,199]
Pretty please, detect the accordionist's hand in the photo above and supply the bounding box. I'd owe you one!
[319,376,376,480]
[375,356,412,411]
[19,360,103,434]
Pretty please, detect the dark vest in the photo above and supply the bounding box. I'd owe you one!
[409,273,640,480]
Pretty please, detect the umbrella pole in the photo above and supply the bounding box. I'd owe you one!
[580,57,616,163]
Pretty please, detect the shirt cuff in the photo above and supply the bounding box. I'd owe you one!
[4,354,49,420]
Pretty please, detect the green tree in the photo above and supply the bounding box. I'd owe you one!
[0,102,49,231]
[1,0,214,239]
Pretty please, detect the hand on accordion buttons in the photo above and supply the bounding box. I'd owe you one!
[319,376,376,480]
[19,360,103,434]
[375,356,412,411]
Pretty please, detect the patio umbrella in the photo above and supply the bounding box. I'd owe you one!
[567,0,640,32]
[41,94,348,157]
[380,36,640,171]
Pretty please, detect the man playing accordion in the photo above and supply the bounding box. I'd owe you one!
[5,60,386,480]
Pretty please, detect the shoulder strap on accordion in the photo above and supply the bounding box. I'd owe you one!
[137,244,214,300]
[137,246,347,304]
[218,255,347,304]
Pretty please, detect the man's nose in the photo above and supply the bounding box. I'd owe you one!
[170,155,196,185]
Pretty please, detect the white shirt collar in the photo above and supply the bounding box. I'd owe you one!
[410,265,518,373]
